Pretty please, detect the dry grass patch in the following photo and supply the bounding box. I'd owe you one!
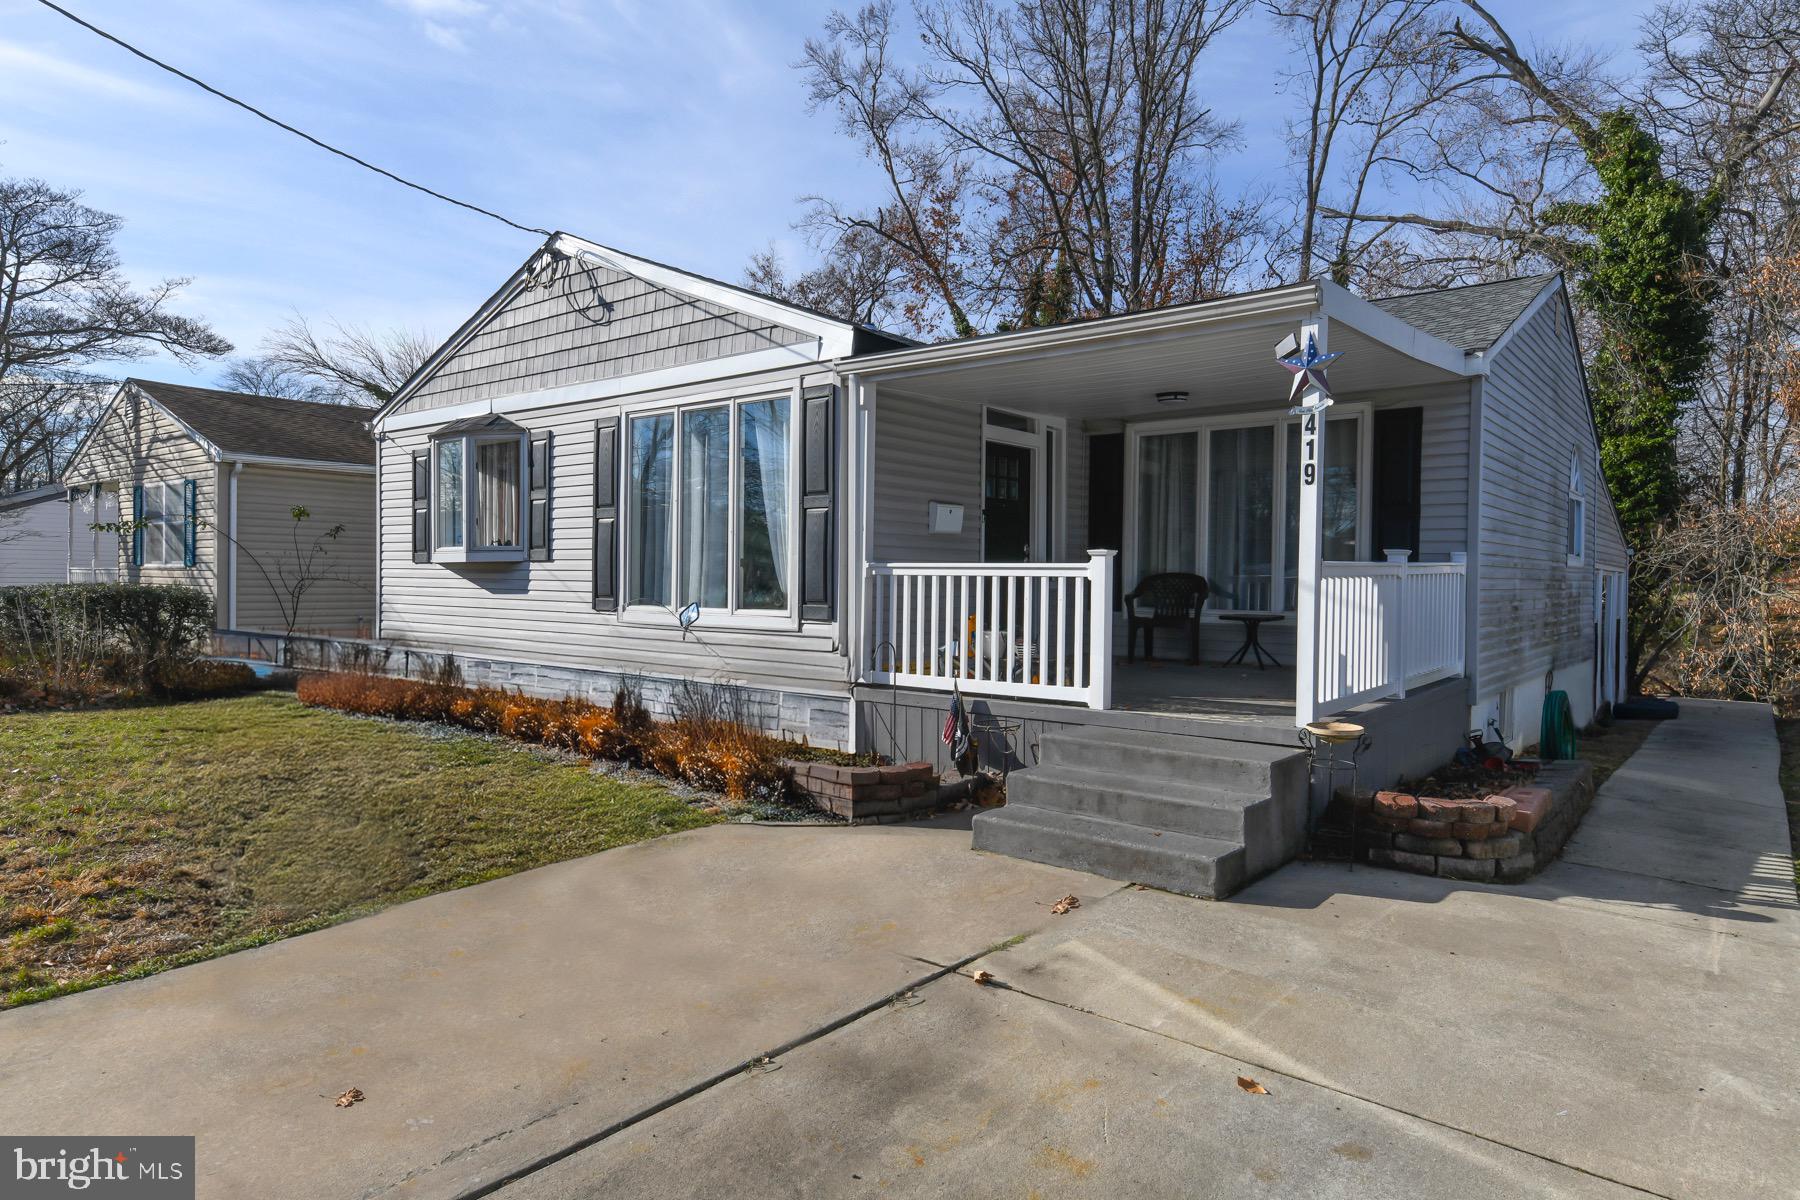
[0,693,718,1008]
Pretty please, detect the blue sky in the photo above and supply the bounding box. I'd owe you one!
[0,0,1658,387]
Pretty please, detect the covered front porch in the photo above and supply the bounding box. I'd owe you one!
[843,279,1475,740]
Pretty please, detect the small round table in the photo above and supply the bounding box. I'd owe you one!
[1217,611,1284,669]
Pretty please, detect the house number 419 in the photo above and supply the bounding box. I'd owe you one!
[1302,413,1317,486]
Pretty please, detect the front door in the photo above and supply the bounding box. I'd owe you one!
[983,441,1033,562]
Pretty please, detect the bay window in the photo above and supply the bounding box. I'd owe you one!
[627,394,793,616]
[431,415,527,562]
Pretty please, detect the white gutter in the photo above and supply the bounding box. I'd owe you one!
[225,452,376,475]
[840,283,1322,379]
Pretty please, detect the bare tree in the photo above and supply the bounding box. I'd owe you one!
[232,313,437,407]
[216,356,342,404]
[744,224,908,328]
[800,0,1256,337]
[1264,0,1504,288]
[0,175,230,483]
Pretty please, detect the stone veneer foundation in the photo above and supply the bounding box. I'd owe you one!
[1357,760,1596,882]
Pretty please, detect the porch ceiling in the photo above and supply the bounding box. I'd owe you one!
[864,317,1466,421]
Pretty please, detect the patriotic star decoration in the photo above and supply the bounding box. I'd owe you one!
[1277,333,1343,414]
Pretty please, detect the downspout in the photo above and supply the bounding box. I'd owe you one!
[228,461,243,631]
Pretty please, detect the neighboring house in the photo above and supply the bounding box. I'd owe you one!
[371,233,1627,896]
[60,380,378,636]
[0,485,71,585]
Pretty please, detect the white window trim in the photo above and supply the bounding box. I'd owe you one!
[1567,453,1587,566]
[979,406,1069,563]
[431,431,528,564]
[618,384,804,631]
[140,479,189,568]
[1121,403,1372,620]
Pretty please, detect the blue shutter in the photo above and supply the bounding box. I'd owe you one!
[131,484,145,566]
[183,479,198,567]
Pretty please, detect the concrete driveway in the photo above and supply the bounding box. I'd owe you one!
[496,700,1799,1200]
[2,699,1793,1199]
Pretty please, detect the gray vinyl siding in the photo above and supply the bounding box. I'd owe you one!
[1474,293,1623,697]
[62,394,219,601]
[871,391,982,562]
[378,366,851,696]
[0,495,69,584]
[231,466,376,636]
[397,263,814,415]
[1410,386,1471,558]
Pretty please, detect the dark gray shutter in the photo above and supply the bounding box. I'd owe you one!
[1371,408,1422,561]
[411,452,430,563]
[592,418,619,611]
[528,430,552,561]
[800,384,836,622]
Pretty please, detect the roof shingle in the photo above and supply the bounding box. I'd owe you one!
[1371,273,1558,353]
[129,380,375,466]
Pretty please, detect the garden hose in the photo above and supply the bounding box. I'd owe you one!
[1541,690,1578,761]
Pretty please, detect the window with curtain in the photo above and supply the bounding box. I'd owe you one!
[1283,416,1361,609]
[738,397,790,610]
[435,439,465,550]
[629,413,674,607]
[628,396,794,614]
[475,440,520,548]
[1208,426,1276,610]
[681,405,731,608]
[1135,432,1198,581]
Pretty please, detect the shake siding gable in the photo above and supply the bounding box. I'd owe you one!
[1475,292,1624,697]
[395,261,816,415]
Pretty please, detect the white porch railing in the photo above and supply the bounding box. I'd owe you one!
[1312,555,1466,715]
[862,551,1115,709]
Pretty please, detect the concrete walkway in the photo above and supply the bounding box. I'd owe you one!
[2,700,1792,1199]
[497,700,1798,1200]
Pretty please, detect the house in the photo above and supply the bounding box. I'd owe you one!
[0,484,71,585]
[370,233,1628,896]
[60,380,378,637]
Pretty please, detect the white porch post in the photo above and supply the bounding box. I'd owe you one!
[847,374,877,751]
[1086,549,1115,710]
[1292,315,1327,728]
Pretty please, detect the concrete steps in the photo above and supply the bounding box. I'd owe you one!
[972,725,1309,899]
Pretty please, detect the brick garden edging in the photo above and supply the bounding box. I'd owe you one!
[785,760,941,824]
[1359,760,1596,883]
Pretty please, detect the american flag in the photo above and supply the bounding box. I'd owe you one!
[942,682,972,762]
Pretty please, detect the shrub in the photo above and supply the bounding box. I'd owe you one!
[0,583,217,703]
[296,671,791,804]
[147,659,258,700]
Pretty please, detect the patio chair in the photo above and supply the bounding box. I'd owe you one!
[1124,573,1209,665]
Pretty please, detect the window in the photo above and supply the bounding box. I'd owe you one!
[430,415,528,562]
[139,481,189,567]
[1567,454,1585,564]
[627,394,793,615]
[1129,410,1364,615]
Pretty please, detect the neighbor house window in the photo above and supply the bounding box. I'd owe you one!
[139,480,191,567]
[432,415,527,562]
[1567,454,1585,564]
[628,394,792,614]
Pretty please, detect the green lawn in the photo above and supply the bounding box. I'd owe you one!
[0,693,719,1008]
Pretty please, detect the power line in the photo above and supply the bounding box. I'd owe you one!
[31,0,551,237]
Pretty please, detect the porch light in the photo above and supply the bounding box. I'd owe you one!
[1155,391,1189,405]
